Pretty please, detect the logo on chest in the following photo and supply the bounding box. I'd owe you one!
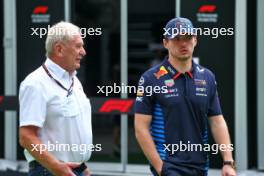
[195,87,207,96]
[164,79,175,87]
[154,66,168,79]
[163,79,179,98]
[194,79,207,86]
[194,79,208,96]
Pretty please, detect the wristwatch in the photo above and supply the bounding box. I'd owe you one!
[223,161,236,169]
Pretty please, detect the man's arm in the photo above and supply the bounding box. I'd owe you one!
[209,115,236,176]
[134,113,163,175]
[19,126,79,176]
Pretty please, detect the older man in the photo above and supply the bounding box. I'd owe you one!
[19,22,92,176]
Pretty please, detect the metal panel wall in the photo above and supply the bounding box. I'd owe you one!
[0,0,5,159]
[4,0,17,161]
[257,0,264,170]
[235,0,248,170]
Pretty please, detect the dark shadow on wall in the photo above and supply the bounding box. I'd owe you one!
[247,0,257,169]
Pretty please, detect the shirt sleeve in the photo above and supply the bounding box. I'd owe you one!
[19,81,47,127]
[134,74,153,115]
[207,74,222,117]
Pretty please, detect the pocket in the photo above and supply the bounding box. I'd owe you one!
[78,92,92,115]
[61,96,80,117]
[161,161,167,176]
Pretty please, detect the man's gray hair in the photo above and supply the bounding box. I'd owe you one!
[45,21,81,57]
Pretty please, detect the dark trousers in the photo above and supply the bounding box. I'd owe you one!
[151,162,206,176]
[28,161,84,176]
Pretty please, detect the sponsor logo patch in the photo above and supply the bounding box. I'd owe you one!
[154,66,168,79]
[164,79,175,87]
[165,93,179,98]
[136,97,143,102]
[196,87,206,92]
[194,79,207,86]
[167,66,176,75]
[138,77,144,85]
[136,90,144,96]
[196,66,205,73]
[168,88,178,93]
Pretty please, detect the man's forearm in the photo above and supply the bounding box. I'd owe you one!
[135,128,162,172]
[209,115,234,161]
[20,132,61,173]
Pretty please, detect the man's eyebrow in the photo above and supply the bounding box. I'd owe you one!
[76,42,84,47]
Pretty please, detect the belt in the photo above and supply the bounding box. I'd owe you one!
[29,160,87,173]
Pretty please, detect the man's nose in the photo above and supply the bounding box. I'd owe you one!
[180,39,188,46]
[81,47,86,57]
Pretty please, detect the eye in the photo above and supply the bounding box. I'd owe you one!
[76,44,83,49]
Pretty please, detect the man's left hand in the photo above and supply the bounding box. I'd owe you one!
[221,165,236,176]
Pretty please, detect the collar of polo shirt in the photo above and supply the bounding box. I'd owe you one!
[163,57,195,80]
[45,58,77,81]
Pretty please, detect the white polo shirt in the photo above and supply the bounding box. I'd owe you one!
[19,58,92,163]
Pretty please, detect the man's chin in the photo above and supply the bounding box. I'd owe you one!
[178,56,190,62]
[75,64,81,69]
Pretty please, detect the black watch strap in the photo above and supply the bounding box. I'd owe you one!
[223,161,236,169]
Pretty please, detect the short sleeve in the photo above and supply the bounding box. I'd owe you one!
[19,82,47,127]
[207,74,222,117]
[134,75,153,115]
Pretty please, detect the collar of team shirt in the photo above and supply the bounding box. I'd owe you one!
[45,58,77,88]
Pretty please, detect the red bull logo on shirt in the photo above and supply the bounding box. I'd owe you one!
[154,66,168,79]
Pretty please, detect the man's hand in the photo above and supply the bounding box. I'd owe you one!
[221,165,236,176]
[154,161,163,176]
[82,167,91,176]
[52,162,80,176]
[135,114,164,176]
[19,126,78,176]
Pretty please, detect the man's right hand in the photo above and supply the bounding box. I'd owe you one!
[135,114,164,176]
[154,161,163,176]
[52,162,80,176]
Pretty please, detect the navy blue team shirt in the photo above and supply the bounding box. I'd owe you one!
[135,57,222,173]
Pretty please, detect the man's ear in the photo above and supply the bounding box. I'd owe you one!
[54,43,63,57]
[163,38,168,49]
[193,36,197,47]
